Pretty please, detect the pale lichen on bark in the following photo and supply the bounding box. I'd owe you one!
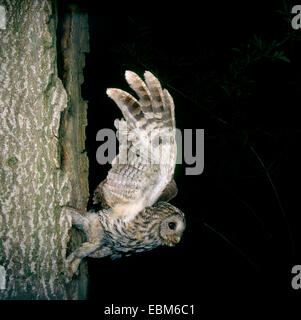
[0,0,88,299]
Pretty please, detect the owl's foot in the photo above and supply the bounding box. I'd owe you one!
[66,253,81,277]
[63,206,105,276]
[66,242,101,276]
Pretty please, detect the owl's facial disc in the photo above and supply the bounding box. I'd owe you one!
[160,214,186,246]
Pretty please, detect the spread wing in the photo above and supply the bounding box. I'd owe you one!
[93,70,177,221]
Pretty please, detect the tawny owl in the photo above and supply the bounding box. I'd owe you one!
[65,70,186,274]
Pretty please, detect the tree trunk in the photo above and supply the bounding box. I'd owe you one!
[0,0,89,299]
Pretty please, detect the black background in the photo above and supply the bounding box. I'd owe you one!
[58,0,301,308]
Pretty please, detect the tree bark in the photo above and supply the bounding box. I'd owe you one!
[0,0,89,299]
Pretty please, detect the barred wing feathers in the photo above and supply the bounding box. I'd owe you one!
[94,71,177,221]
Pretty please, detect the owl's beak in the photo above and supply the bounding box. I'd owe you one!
[166,235,181,246]
[172,235,181,244]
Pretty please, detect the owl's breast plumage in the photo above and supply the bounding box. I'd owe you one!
[98,209,162,256]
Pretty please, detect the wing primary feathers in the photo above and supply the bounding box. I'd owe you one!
[125,71,154,119]
[106,88,146,128]
[144,71,165,119]
[107,71,175,130]
[163,88,175,129]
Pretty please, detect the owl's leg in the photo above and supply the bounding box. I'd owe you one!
[88,246,112,258]
[63,207,106,275]
[64,206,90,233]
[66,242,100,275]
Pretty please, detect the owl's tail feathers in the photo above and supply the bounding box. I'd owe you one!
[106,70,175,130]
[156,178,178,203]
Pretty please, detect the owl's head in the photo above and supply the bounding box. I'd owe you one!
[155,202,186,247]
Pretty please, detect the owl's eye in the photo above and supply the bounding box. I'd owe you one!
[168,222,176,230]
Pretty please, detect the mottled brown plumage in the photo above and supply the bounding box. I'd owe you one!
[65,71,185,275]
